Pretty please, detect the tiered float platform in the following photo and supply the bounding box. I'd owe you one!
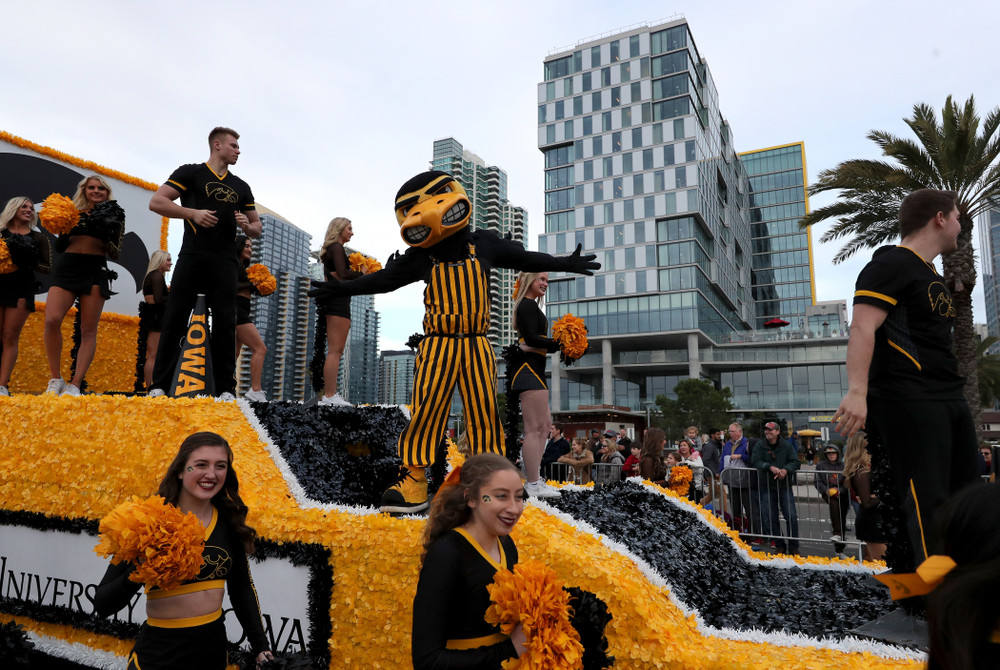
[0,396,925,668]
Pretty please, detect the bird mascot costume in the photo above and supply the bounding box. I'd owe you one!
[310,170,599,513]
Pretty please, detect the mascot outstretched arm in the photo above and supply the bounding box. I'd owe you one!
[310,171,599,513]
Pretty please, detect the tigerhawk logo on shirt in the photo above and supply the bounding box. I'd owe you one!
[927,281,955,317]
[205,181,238,204]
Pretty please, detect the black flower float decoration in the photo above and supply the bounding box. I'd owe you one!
[547,483,897,639]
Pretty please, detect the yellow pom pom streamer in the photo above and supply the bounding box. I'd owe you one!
[246,263,277,296]
[551,313,589,363]
[95,495,205,591]
[0,239,15,274]
[348,251,382,273]
[38,194,80,236]
[485,559,583,670]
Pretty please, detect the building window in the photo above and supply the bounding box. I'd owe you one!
[563,77,573,96]
[664,144,675,166]
[620,61,630,82]
[643,148,654,170]
[631,127,642,148]
[612,132,622,153]
[592,91,602,111]
[611,86,621,107]
[583,115,593,136]
[623,153,633,173]
[583,160,594,181]
[622,107,632,127]
[591,45,601,66]
[610,40,620,62]
[592,135,603,156]
[633,173,644,195]
[629,34,640,58]
[573,96,583,116]
[582,71,592,91]
[602,67,611,87]
[675,166,687,188]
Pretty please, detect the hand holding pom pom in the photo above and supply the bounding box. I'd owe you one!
[94,495,205,591]
[38,193,80,235]
[348,251,382,273]
[247,264,277,296]
[551,314,589,365]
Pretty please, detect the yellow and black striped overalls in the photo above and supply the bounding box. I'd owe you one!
[399,245,505,467]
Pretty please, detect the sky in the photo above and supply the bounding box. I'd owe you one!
[6,0,1000,351]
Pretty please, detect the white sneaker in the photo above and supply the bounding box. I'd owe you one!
[244,389,267,402]
[0,386,8,397]
[524,480,560,499]
[45,378,66,396]
[218,392,236,402]
[830,535,843,544]
[148,388,166,398]
[320,393,352,407]
[63,384,81,397]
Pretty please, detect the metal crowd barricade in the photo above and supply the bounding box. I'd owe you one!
[718,465,864,559]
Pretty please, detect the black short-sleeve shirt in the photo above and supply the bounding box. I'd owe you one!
[167,163,255,259]
[853,245,964,399]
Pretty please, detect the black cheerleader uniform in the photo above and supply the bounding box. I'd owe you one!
[412,528,519,669]
[317,242,361,319]
[140,269,169,332]
[50,204,125,299]
[509,298,560,392]
[94,507,268,670]
[236,262,253,326]
[0,228,50,312]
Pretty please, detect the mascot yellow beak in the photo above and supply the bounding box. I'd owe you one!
[394,171,471,248]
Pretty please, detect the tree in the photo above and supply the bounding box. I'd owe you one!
[977,336,1000,407]
[800,95,1000,432]
[655,378,734,439]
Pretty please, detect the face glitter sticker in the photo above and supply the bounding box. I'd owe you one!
[482,495,491,503]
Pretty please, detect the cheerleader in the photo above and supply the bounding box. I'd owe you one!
[412,453,527,669]
[140,250,171,391]
[94,432,273,669]
[43,174,124,396]
[235,236,267,402]
[0,197,50,395]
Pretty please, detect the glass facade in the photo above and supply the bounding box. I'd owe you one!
[537,20,848,424]
[378,349,416,405]
[980,207,1000,353]
[430,138,526,352]
[740,143,815,328]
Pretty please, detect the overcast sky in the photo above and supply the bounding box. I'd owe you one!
[6,0,1000,350]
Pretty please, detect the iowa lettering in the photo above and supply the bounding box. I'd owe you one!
[927,281,955,317]
[175,313,208,394]
[228,608,306,653]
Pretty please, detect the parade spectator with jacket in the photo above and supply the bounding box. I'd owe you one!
[558,437,594,484]
[752,421,801,555]
[722,423,759,537]
[815,444,850,555]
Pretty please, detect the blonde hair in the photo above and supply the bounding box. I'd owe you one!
[71,174,113,210]
[321,217,351,256]
[0,197,36,232]
[144,250,171,280]
[842,432,870,480]
[513,272,547,336]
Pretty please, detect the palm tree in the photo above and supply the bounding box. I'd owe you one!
[801,95,1000,431]
[977,336,1000,407]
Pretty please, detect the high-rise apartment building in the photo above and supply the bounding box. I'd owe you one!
[740,143,815,328]
[378,349,416,405]
[237,208,316,402]
[537,19,849,430]
[980,207,1000,353]
[430,138,527,351]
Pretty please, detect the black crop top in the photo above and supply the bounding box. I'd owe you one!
[515,299,559,353]
[142,270,168,304]
[321,242,362,282]
[93,507,268,654]
[411,528,518,669]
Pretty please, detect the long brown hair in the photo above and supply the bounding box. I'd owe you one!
[157,432,257,553]
[421,454,520,561]
[842,432,869,480]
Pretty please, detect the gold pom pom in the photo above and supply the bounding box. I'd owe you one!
[95,495,206,591]
[247,263,277,296]
[485,559,583,670]
[0,239,16,274]
[348,251,382,273]
[38,193,80,235]
[551,313,589,363]
[668,465,694,496]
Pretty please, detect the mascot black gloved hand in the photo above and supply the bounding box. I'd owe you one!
[310,170,599,513]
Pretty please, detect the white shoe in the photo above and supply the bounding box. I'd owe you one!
[148,388,165,398]
[0,386,8,397]
[524,480,560,499]
[218,392,236,402]
[830,534,843,544]
[63,384,82,397]
[320,393,352,407]
[45,378,66,396]
[244,389,267,402]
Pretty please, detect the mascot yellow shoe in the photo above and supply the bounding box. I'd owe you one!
[380,466,428,514]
